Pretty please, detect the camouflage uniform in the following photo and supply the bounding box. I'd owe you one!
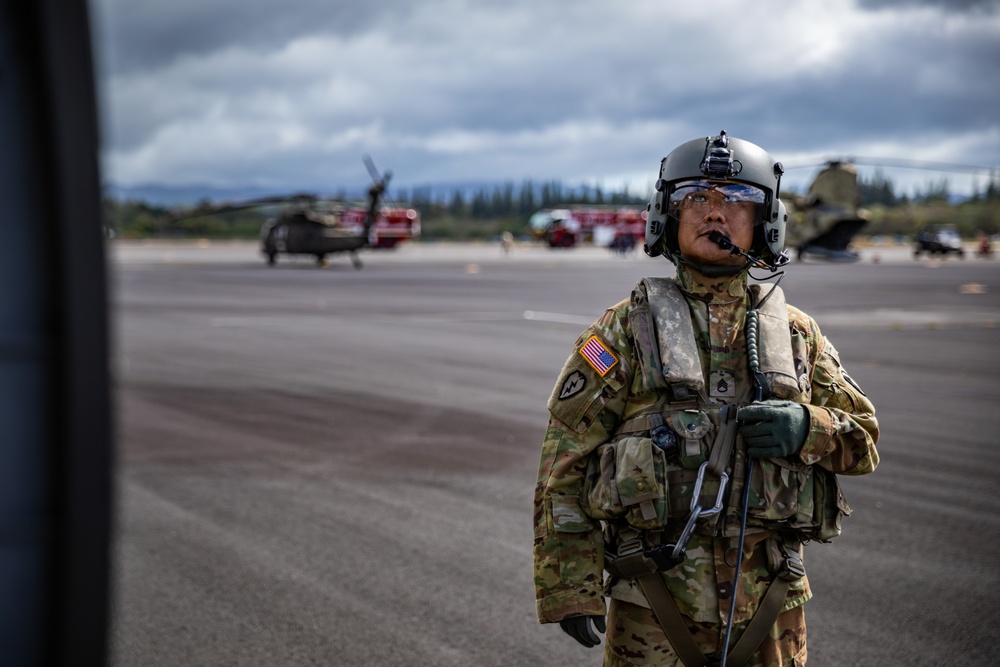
[533,264,879,666]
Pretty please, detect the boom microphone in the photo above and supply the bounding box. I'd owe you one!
[708,230,737,252]
[707,230,787,271]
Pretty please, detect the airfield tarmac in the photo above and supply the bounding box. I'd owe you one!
[108,240,1000,666]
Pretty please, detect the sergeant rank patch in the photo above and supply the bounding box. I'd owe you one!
[710,370,736,398]
[558,370,586,400]
[579,336,618,376]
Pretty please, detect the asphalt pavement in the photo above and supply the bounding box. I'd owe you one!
[107,240,1000,666]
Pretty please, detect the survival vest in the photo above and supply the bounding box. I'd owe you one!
[580,277,850,544]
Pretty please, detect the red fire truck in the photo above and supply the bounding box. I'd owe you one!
[528,206,646,249]
[341,205,421,248]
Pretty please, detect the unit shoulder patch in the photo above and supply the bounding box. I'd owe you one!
[579,335,619,376]
[842,370,867,396]
[558,370,587,400]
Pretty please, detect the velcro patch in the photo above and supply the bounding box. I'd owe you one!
[709,370,736,398]
[842,370,866,396]
[558,370,587,400]
[579,336,618,376]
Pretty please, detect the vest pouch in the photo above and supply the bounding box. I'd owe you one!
[748,457,816,530]
[580,443,626,521]
[810,467,852,542]
[615,436,669,530]
[669,410,714,470]
[579,437,670,530]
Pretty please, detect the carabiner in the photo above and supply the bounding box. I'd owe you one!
[669,505,703,562]
[689,461,730,518]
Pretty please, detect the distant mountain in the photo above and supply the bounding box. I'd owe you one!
[102,178,627,208]
[103,181,497,207]
[102,182,361,207]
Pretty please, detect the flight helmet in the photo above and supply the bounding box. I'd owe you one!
[645,130,787,273]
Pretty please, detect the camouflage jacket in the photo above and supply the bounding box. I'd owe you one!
[532,267,879,626]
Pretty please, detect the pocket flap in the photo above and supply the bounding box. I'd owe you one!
[670,410,712,440]
[614,437,662,507]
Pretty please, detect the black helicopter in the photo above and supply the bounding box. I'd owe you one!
[259,156,392,268]
[174,157,401,268]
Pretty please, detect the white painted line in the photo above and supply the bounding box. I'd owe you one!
[523,310,593,326]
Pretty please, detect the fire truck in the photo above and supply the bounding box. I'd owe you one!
[528,206,647,249]
[341,205,421,248]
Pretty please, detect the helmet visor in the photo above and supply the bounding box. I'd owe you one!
[670,181,767,206]
[669,180,769,226]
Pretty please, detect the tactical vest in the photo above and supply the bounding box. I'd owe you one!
[580,277,849,544]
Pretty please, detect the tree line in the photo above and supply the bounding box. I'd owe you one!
[395,179,649,221]
[857,169,1000,206]
[103,172,1000,240]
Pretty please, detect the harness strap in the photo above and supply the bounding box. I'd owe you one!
[614,404,699,438]
[605,530,806,667]
[633,570,793,667]
[706,404,739,478]
[636,573,710,667]
[616,414,657,435]
[724,576,793,667]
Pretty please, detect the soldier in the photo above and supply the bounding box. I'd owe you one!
[532,131,879,666]
[501,230,515,256]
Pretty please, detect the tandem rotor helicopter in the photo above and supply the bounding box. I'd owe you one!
[174,157,420,268]
[782,156,996,262]
[781,159,869,262]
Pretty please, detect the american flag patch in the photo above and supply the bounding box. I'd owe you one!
[579,336,618,376]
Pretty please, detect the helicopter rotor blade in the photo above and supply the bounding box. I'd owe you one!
[363,155,382,184]
[168,193,321,222]
[783,156,995,174]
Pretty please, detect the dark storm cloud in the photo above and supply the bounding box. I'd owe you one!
[92,0,1000,197]
[743,21,1000,152]
[93,0,417,75]
[857,0,998,11]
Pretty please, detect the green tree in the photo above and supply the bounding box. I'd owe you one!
[448,190,467,217]
[518,179,537,216]
[859,169,898,206]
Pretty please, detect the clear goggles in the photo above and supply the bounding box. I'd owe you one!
[669,180,767,209]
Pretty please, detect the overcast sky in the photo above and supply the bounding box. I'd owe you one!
[91,0,1000,200]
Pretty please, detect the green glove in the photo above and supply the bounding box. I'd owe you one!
[558,615,606,648]
[738,399,810,459]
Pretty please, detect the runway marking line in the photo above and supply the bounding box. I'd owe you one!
[209,311,594,327]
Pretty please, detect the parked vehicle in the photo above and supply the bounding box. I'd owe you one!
[914,225,965,258]
[528,206,646,248]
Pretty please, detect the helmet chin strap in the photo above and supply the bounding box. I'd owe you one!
[673,252,750,278]
[671,230,790,278]
[670,231,755,277]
